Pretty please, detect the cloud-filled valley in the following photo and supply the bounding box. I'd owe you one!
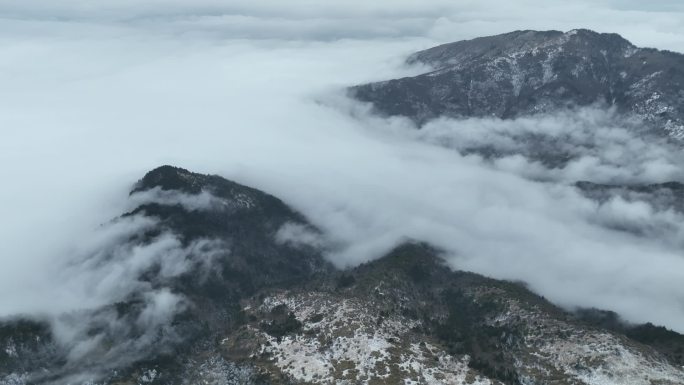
[2,3,684,378]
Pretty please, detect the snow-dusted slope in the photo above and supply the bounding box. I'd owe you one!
[352,29,684,140]
[2,168,683,385]
[219,245,684,385]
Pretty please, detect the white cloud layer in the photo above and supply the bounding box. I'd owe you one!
[2,0,684,341]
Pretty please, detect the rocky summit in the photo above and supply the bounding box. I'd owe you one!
[2,166,683,385]
[351,29,684,140]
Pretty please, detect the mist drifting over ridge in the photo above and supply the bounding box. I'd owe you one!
[2,0,684,359]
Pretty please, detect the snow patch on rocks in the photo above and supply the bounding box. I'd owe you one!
[255,292,496,384]
[538,333,684,385]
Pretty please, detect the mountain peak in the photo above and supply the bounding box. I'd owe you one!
[132,165,202,194]
[407,29,636,70]
[563,28,635,46]
[353,29,684,139]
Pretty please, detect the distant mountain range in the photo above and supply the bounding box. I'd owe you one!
[2,166,683,384]
[352,29,684,140]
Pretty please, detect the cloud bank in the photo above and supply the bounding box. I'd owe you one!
[1,194,227,383]
[2,0,684,352]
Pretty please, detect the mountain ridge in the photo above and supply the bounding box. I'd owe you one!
[352,29,684,140]
[2,166,684,384]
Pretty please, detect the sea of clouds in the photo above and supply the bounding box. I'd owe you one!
[2,2,684,376]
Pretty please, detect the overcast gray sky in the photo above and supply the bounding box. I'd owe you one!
[2,0,684,335]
